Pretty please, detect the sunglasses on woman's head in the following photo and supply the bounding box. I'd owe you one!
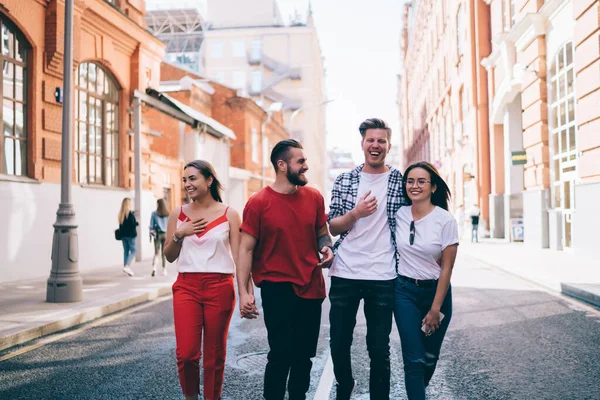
[409,221,415,245]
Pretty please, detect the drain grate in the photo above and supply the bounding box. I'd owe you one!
[234,351,268,372]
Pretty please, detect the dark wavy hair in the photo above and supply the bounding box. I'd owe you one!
[402,161,451,211]
[184,160,223,202]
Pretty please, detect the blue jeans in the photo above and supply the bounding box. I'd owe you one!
[122,237,136,266]
[329,276,395,400]
[394,277,452,400]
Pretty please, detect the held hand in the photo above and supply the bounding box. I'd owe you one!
[353,190,378,219]
[317,246,334,269]
[175,218,208,238]
[422,309,442,336]
[239,293,259,319]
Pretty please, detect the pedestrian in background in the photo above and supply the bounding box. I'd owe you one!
[237,139,333,400]
[394,161,458,400]
[117,197,138,277]
[469,204,481,243]
[149,198,170,277]
[327,118,408,400]
[164,160,241,400]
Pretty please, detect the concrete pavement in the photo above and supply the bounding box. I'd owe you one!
[0,260,175,351]
[1,238,598,355]
[460,239,600,308]
[2,253,600,399]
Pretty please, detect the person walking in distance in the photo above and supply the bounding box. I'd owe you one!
[328,118,408,400]
[118,197,138,277]
[150,198,170,277]
[469,204,481,243]
[237,139,334,400]
[394,162,458,400]
[164,160,241,400]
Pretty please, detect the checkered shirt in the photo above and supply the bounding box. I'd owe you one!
[328,164,408,270]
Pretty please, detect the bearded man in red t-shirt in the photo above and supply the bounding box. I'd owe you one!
[237,139,334,400]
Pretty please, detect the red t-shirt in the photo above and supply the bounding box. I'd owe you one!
[240,185,328,299]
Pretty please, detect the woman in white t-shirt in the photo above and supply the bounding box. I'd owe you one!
[394,161,459,400]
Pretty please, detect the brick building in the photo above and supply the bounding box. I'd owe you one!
[400,0,600,255]
[482,0,600,255]
[0,1,239,283]
[399,0,492,231]
[0,0,171,282]
[152,62,288,213]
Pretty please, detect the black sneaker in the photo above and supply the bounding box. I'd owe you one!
[335,380,357,400]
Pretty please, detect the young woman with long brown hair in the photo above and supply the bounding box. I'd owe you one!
[164,160,241,400]
[394,161,459,400]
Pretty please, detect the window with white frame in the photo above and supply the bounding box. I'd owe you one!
[232,71,246,89]
[550,42,577,211]
[210,41,223,58]
[251,70,262,93]
[232,40,245,58]
[457,4,465,58]
[75,62,120,186]
[251,39,262,61]
[212,71,225,84]
[1,16,29,176]
[252,128,259,163]
[549,42,577,248]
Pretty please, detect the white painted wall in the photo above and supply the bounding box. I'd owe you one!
[0,181,158,283]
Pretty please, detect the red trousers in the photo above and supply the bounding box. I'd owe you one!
[172,273,235,399]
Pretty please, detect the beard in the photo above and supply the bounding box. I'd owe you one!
[287,168,308,186]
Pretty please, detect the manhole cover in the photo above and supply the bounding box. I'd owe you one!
[234,351,268,371]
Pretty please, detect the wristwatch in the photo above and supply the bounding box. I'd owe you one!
[172,234,183,244]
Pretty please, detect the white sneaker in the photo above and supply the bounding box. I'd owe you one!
[162,267,167,276]
[123,266,134,276]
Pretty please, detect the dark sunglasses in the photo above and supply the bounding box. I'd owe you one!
[409,221,415,245]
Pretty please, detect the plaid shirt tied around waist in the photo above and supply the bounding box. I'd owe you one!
[327,164,408,271]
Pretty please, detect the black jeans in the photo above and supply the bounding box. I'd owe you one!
[329,276,395,400]
[260,281,324,400]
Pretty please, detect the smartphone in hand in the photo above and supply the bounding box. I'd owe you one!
[421,312,445,335]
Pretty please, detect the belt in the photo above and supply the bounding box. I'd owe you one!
[397,274,438,287]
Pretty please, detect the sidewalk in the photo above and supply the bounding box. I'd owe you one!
[0,260,175,352]
[460,239,600,308]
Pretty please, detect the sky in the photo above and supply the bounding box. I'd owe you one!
[277,0,404,162]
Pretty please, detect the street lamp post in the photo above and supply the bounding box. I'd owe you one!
[47,0,83,303]
[287,99,334,138]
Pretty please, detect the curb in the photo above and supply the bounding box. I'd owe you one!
[0,285,172,352]
[561,283,600,309]
[463,252,600,310]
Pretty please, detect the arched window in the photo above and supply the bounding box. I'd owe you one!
[1,16,29,176]
[549,42,576,248]
[75,62,119,186]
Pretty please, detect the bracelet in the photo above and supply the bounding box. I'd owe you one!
[172,234,183,244]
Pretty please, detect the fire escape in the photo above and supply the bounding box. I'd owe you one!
[145,8,205,72]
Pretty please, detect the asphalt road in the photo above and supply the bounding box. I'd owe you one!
[1,253,600,400]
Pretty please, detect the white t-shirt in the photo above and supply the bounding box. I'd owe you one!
[330,171,396,281]
[395,206,459,280]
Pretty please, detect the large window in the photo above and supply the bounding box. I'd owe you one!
[549,42,576,248]
[457,4,465,58]
[75,62,120,186]
[1,17,28,176]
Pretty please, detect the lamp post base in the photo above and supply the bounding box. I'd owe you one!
[47,203,83,303]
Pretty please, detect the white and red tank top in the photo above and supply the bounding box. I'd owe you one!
[176,206,235,274]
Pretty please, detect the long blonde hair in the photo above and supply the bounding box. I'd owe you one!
[118,198,132,224]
